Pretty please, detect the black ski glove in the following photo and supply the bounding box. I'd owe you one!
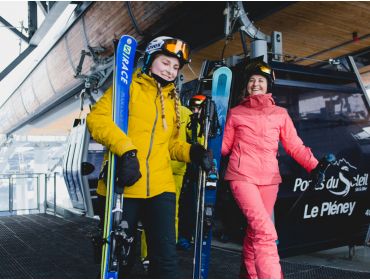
[115,150,142,194]
[190,143,213,172]
[310,153,336,188]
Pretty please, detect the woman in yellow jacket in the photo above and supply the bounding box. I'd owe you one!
[87,36,212,278]
[140,105,193,269]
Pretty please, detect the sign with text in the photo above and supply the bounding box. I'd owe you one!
[271,63,370,257]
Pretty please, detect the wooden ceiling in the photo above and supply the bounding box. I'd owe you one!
[182,1,370,85]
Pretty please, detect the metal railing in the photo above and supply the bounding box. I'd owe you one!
[0,172,58,216]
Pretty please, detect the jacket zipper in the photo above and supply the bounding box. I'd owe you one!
[238,143,241,168]
[146,95,158,197]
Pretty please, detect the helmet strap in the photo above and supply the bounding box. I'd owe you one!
[142,54,152,74]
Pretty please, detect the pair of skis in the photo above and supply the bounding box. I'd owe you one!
[100,35,137,279]
[193,65,232,279]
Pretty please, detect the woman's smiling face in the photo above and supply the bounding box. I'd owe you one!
[246,74,268,95]
[150,54,180,82]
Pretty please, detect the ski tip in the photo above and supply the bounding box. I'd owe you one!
[214,66,232,75]
[119,34,137,44]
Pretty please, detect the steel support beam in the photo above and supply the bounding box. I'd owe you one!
[36,1,48,16]
[0,1,71,81]
[0,45,36,81]
[49,2,56,11]
[28,2,38,39]
[0,16,29,43]
[29,1,70,45]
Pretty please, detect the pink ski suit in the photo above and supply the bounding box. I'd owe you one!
[221,93,318,279]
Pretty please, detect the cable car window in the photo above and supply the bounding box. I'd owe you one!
[273,88,369,123]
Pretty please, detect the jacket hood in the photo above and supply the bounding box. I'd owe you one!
[241,93,275,108]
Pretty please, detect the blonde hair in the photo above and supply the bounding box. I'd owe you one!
[156,83,181,134]
[173,88,181,130]
[157,82,168,130]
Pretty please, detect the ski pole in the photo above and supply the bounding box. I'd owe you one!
[287,153,336,216]
[193,97,213,278]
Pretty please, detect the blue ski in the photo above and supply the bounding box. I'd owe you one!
[193,66,232,279]
[101,35,137,279]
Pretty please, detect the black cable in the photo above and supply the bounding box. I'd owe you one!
[221,16,238,60]
[239,28,248,58]
[221,39,229,60]
[125,1,145,36]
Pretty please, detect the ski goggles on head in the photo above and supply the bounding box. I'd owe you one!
[249,63,275,81]
[258,64,272,75]
[163,39,190,62]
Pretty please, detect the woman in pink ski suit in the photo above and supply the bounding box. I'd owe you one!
[221,59,319,279]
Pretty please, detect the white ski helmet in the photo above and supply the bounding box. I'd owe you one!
[142,36,190,73]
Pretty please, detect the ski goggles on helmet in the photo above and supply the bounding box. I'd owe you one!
[163,39,190,63]
[245,62,275,82]
[258,63,275,81]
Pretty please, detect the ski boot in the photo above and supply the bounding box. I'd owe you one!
[141,257,150,272]
[177,237,192,251]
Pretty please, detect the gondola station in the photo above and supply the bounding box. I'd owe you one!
[0,2,369,279]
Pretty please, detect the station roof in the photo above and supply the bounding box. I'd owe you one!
[1,1,370,137]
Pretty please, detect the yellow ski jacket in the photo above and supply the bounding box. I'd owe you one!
[170,106,192,176]
[170,105,204,176]
[86,69,191,198]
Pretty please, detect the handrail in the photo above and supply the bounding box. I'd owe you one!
[0,172,57,215]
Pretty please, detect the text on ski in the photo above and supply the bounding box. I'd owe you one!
[120,40,133,85]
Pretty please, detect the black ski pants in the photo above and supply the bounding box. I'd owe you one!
[97,192,178,279]
[178,163,197,241]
